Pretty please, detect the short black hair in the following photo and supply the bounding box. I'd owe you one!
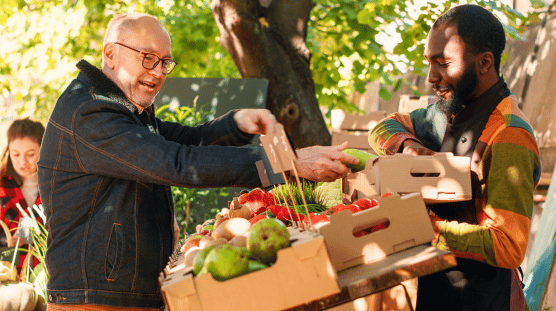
[433,4,506,75]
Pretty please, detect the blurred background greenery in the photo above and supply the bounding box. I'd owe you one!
[0,0,546,235]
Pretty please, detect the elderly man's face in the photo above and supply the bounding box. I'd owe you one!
[424,24,479,115]
[111,18,172,108]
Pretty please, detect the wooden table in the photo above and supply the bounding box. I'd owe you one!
[287,244,457,310]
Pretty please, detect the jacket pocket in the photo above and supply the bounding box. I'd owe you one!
[105,223,123,281]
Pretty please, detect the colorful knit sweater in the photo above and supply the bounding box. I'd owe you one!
[369,89,540,269]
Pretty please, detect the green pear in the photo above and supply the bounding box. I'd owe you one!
[203,244,249,281]
[246,259,269,274]
[192,245,216,275]
[342,148,377,172]
[247,218,290,264]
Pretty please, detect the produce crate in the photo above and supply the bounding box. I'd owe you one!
[342,153,472,204]
[317,192,435,272]
[330,109,386,151]
[159,229,340,311]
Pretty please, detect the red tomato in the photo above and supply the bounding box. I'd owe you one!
[353,198,379,210]
[330,204,346,214]
[267,205,284,217]
[380,192,394,199]
[249,214,269,226]
[302,213,329,226]
[333,204,360,214]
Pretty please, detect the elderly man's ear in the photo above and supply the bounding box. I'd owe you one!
[104,43,116,69]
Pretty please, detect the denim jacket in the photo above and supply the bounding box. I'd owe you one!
[38,60,262,308]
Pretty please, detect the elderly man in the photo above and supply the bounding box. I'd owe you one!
[369,5,540,311]
[39,13,357,310]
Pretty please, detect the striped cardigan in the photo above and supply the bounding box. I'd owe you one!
[369,90,540,269]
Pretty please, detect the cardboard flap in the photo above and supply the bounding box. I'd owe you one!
[162,229,340,311]
[161,271,198,298]
[291,235,324,260]
[331,110,386,130]
[317,193,435,271]
[374,153,472,201]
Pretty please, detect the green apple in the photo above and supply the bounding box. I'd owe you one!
[247,218,290,264]
[342,148,376,172]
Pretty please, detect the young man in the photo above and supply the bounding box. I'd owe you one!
[369,5,540,310]
[38,13,358,310]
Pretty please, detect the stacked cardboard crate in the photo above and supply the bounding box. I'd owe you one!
[159,228,340,311]
[330,109,386,152]
[316,192,436,272]
[342,153,472,204]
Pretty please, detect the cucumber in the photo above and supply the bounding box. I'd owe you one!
[342,149,376,172]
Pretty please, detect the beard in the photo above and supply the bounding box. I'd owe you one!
[434,62,478,116]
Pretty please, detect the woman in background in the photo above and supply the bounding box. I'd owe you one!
[0,117,45,274]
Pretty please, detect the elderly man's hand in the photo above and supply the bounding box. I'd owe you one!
[293,142,359,182]
[402,140,435,156]
[234,109,277,135]
[173,217,180,249]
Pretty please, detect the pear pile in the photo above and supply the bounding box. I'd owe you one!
[179,205,291,281]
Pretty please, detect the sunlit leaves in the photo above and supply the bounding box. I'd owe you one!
[309,0,533,116]
[0,0,543,125]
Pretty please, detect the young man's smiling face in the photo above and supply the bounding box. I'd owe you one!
[425,24,479,116]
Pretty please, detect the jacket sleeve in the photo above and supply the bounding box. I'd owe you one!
[67,98,263,189]
[156,110,255,147]
[369,104,446,154]
[433,126,540,269]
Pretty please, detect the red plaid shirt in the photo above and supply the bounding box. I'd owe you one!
[0,174,42,270]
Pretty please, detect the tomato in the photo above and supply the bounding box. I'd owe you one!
[353,198,378,210]
[380,192,394,199]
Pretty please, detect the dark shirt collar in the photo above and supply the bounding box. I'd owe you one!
[76,59,152,115]
[451,77,509,124]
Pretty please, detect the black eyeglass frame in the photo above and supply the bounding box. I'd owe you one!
[114,42,178,74]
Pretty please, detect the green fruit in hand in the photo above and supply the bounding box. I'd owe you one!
[247,218,290,264]
[193,245,216,275]
[203,244,249,281]
[342,149,376,172]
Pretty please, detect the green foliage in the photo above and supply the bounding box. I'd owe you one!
[155,102,232,237]
[309,0,536,115]
[0,0,544,125]
[29,221,48,300]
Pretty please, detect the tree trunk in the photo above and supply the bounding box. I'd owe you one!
[211,0,331,148]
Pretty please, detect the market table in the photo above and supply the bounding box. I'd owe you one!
[287,244,457,310]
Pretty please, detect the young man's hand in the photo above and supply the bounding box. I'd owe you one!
[402,140,435,156]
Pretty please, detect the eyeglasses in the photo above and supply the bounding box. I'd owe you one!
[114,42,178,75]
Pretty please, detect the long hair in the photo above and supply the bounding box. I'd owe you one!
[0,117,45,187]
[433,4,506,75]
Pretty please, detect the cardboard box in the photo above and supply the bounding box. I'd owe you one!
[331,129,374,150]
[331,110,386,131]
[398,95,436,113]
[159,229,340,311]
[330,110,386,151]
[342,153,472,204]
[317,192,435,272]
